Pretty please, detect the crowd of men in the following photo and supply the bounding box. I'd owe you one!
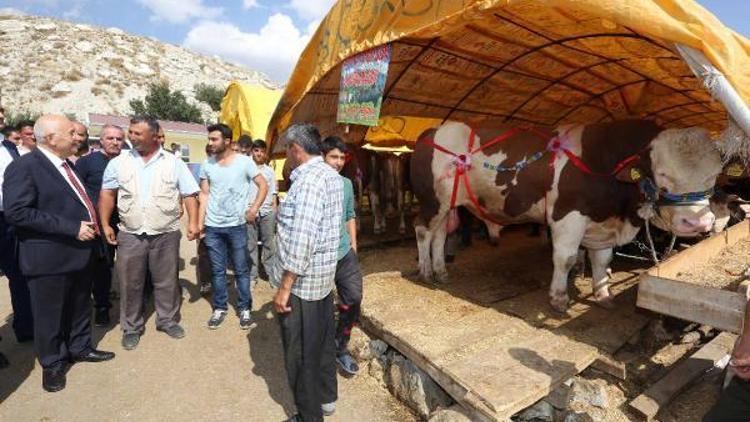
[0,107,363,422]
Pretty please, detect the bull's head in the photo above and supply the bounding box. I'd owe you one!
[619,127,722,237]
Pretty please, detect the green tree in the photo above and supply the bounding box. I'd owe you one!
[194,83,225,112]
[4,110,41,129]
[129,82,203,123]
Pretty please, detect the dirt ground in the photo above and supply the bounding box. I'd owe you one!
[0,231,416,422]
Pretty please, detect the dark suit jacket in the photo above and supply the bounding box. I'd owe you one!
[75,151,119,228]
[3,148,101,277]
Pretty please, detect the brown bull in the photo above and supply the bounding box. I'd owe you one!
[282,145,411,235]
[412,120,723,312]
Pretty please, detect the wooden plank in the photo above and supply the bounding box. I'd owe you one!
[629,332,736,420]
[637,275,746,333]
[361,271,638,421]
[495,273,649,354]
[591,354,627,380]
[648,220,750,279]
[361,316,496,422]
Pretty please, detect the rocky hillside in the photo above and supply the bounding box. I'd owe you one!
[0,14,276,123]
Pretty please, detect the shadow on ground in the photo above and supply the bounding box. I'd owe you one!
[247,301,295,417]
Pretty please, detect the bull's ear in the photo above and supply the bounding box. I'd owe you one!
[615,163,645,184]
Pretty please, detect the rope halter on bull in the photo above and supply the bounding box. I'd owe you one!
[637,177,714,263]
[420,126,716,264]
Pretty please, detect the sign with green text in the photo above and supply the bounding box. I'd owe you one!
[337,44,391,126]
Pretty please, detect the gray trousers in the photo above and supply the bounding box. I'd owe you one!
[117,230,181,334]
[247,212,276,280]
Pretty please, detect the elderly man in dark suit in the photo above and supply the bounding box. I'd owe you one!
[3,114,115,392]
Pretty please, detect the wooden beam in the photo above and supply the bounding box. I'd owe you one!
[637,275,746,333]
[647,220,750,279]
[629,332,736,420]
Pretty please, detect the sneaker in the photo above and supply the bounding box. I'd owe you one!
[239,310,252,330]
[337,352,359,375]
[207,310,227,330]
[199,282,211,295]
[121,333,140,351]
[157,324,186,339]
[321,402,336,416]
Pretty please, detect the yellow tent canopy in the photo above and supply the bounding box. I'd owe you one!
[220,81,283,141]
[364,115,442,148]
[219,81,286,180]
[268,0,750,153]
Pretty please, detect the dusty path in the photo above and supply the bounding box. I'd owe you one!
[0,232,415,422]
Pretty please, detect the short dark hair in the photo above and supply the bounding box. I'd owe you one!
[1,126,18,138]
[321,136,348,155]
[207,123,232,141]
[77,142,89,154]
[17,120,35,130]
[282,124,321,155]
[130,116,160,135]
[252,139,267,150]
[237,134,253,149]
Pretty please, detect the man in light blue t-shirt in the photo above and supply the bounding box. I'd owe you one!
[198,124,268,330]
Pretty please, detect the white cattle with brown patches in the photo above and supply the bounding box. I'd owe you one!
[411,120,723,312]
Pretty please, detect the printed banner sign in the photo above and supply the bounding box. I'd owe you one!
[337,44,391,126]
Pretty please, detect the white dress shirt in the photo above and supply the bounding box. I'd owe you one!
[38,146,94,221]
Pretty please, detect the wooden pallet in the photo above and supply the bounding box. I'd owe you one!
[360,240,649,421]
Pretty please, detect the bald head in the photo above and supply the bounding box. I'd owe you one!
[34,114,76,159]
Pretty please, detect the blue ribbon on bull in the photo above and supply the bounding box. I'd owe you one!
[483,150,546,172]
[639,177,714,206]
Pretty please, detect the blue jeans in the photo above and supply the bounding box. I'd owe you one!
[204,225,252,312]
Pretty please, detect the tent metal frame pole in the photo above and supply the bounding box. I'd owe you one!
[676,44,750,139]
[503,58,623,123]
[442,32,656,122]
[492,13,713,110]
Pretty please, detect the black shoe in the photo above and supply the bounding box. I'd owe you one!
[72,349,115,363]
[42,367,66,392]
[0,352,9,369]
[157,324,186,339]
[15,333,33,343]
[122,333,140,351]
[94,308,110,327]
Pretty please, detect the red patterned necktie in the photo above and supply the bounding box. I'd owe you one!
[62,161,100,235]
